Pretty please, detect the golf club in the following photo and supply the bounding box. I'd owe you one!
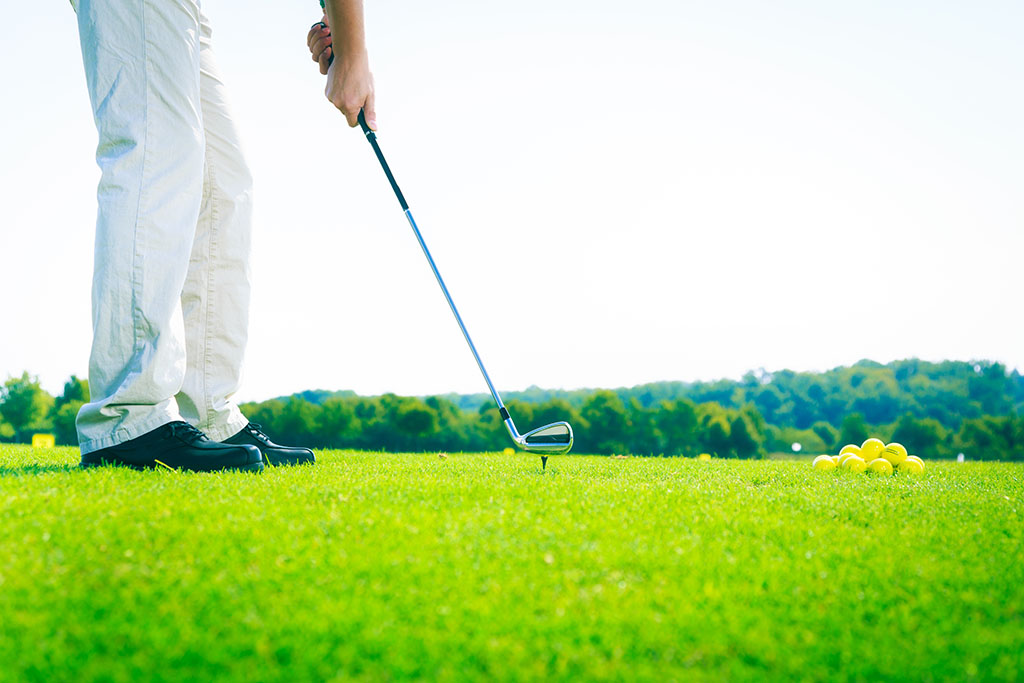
[355,109,573,464]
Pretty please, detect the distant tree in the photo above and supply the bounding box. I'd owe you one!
[968,362,1013,415]
[728,414,761,459]
[689,380,740,408]
[838,413,869,449]
[353,396,384,423]
[530,399,579,434]
[811,421,839,452]
[788,394,819,430]
[0,415,13,441]
[394,398,437,439]
[624,399,659,455]
[0,372,54,442]
[891,414,948,459]
[580,390,628,454]
[53,402,83,446]
[1014,370,1024,412]
[354,396,394,450]
[317,397,356,447]
[425,396,478,451]
[761,424,785,452]
[655,399,698,455]
[741,404,767,438]
[851,373,902,425]
[702,417,731,458]
[751,384,784,424]
[503,399,535,435]
[55,375,89,409]
[474,401,508,451]
[695,403,734,456]
[51,375,89,446]
[242,399,285,435]
[955,416,1024,461]
[275,398,318,446]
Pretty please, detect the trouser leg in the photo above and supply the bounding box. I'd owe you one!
[175,11,254,442]
[75,0,204,454]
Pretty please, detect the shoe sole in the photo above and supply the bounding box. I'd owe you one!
[81,460,265,473]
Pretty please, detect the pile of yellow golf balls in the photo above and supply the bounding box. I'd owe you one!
[812,438,926,476]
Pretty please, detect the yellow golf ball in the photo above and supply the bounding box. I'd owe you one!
[842,455,867,473]
[860,438,885,462]
[881,442,908,465]
[899,457,925,475]
[868,458,894,476]
[839,444,861,457]
[813,455,837,471]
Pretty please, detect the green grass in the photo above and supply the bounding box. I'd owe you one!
[1,446,1022,682]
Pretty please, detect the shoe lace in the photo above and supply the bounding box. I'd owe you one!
[165,421,209,444]
[246,423,272,444]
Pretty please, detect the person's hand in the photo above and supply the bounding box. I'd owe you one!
[306,14,333,75]
[325,45,375,129]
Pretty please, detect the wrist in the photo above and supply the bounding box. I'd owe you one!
[334,43,368,64]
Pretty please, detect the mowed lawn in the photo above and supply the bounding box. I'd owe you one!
[1,446,1021,682]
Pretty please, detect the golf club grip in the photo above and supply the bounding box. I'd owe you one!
[358,110,409,211]
[357,109,371,135]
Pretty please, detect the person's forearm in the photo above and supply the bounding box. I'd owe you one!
[320,0,375,128]
[323,0,367,62]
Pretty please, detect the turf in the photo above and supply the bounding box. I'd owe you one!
[1,446,1021,682]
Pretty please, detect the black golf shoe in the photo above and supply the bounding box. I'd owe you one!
[81,421,264,472]
[222,423,315,466]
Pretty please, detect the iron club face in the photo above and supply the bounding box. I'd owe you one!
[505,420,573,455]
[521,421,573,454]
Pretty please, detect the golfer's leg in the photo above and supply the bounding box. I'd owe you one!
[176,11,253,442]
[75,0,204,454]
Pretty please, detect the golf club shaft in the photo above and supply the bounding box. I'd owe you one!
[357,110,512,423]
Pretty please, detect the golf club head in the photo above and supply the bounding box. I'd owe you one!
[518,421,574,455]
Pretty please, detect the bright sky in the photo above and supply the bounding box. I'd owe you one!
[1,1,1022,402]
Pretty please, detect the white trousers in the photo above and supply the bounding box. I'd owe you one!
[75,0,252,453]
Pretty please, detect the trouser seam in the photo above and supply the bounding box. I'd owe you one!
[203,154,220,429]
[131,0,152,368]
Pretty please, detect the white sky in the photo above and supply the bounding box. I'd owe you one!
[1,1,1022,402]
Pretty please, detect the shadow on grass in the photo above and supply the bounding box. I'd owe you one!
[0,463,81,477]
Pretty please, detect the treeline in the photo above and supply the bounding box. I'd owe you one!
[431,359,1024,432]
[239,392,768,458]
[2,360,1022,459]
[240,384,1024,460]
